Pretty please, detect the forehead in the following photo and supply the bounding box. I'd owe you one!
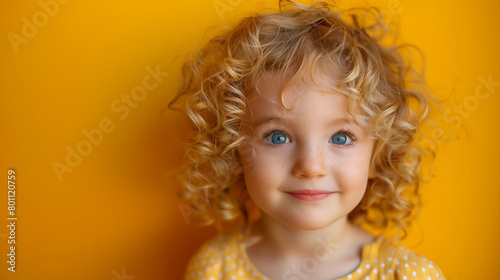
[253,68,340,96]
[246,70,348,122]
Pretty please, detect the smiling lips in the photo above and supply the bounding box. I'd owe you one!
[286,189,335,201]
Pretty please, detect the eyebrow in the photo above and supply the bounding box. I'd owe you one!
[327,118,351,126]
[252,116,351,128]
[252,116,285,128]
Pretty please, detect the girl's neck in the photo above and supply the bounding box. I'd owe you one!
[248,214,363,261]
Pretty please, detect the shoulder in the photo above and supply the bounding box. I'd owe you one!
[367,237,446,280]
[183,228,249,280]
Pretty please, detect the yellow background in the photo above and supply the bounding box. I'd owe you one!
[1,0,499,279]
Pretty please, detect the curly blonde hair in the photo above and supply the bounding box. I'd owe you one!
[170,0,437,239]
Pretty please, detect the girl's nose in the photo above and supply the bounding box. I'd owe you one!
[292,144,327,179]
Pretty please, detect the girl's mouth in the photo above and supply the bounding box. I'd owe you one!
[285,190,335,201]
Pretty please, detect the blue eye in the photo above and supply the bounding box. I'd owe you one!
[330,133,353,145]
[265,132,290,145]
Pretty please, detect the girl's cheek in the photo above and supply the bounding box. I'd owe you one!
[331,152,371,178]
[238,143,282,172]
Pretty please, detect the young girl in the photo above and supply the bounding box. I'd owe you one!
[170,1,445,279]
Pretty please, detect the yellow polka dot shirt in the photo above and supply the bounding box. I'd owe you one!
[184,228,445,280]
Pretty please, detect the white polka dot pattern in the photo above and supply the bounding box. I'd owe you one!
[183,229,446,280]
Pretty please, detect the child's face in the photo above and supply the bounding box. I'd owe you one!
[237,71,375,231]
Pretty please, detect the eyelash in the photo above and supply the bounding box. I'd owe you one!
[334,129,357,146]
[262,127,357,147]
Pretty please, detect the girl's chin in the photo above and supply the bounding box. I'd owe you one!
[258,210,348,231]
[280,216,343,231]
